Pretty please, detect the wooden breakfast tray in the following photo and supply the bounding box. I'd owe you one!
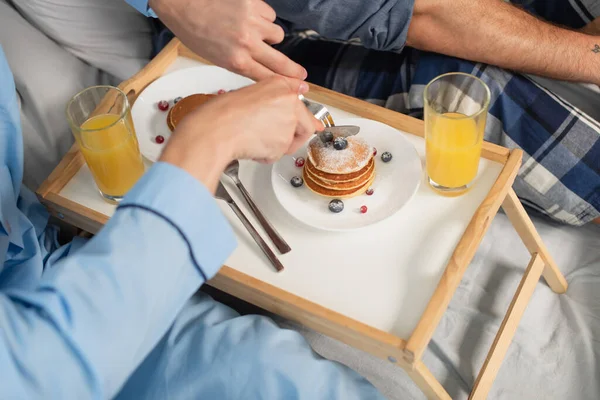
[37,39,568,400]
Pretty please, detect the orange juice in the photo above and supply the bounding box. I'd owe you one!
[426,112,483,189]
[78,114,144,197]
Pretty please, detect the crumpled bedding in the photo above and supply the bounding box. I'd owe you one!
[275,211,600,399]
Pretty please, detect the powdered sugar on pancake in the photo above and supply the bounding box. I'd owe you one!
[307,136,373,174]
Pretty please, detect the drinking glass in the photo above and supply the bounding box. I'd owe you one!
[424,73,491,196]
[66,86,145,203]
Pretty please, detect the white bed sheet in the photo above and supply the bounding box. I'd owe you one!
[275,212,600,399]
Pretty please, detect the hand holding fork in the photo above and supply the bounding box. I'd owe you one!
[159,76,323,272]
[221,94,337,252]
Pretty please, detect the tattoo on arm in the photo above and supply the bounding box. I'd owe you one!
[593,44,600,53]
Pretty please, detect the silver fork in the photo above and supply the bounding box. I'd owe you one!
[224,160,291,254]
[299,94,335,127]
[215,181,284,272]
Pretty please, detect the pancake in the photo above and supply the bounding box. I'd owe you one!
[303,132,377,199]
[167,93,216,131]
[307,135,373,174]
[304,161,374,191]
[306,169,374,192]
[303,168,375,199]
[305,157,374,184]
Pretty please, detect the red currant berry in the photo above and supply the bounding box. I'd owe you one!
[366,188,374,196]
[373,147,377,156]
[158,100,169,111]
[295,157,305,168]
[155,135,165,144]
[217,89,226,95]
[360,205,368,214]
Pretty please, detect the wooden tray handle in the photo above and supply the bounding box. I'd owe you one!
[119,39,183,105]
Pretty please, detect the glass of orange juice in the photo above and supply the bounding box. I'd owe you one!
[424,73,491,196]
[66,86,145,203]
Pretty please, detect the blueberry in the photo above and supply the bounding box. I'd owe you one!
[290,176,304,188]
[328,199,344,213]
[381,151,393,163]
[333,137,348,150]
[320,131,334,143]
[174,97,183,104]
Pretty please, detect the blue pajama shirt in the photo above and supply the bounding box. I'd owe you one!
[0,42,382,400]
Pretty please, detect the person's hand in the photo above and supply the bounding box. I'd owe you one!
[149,0,307,82]
[159,77,323,192]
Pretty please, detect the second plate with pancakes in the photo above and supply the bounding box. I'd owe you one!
[272,118,422,231]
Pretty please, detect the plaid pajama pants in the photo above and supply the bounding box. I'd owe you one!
[153,1,600,225]
[272,1,600,226]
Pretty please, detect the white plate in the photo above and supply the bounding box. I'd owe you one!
[131,66,254,162]
[271,118,422,231]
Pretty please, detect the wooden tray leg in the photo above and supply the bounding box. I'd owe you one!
[469,253,545,399]
[501,188,568,294]
[402,361,452,400]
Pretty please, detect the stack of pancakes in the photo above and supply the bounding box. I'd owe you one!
[167,94,216,131]
[303,135,375,198]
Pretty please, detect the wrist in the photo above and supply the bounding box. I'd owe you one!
[159,134,233,193]
[592,44,600,86]
[147,0,172,18]
[582,38,600,86]
[147,0,159,12]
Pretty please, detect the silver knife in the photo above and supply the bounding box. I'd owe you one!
[215,181,285,273]
[317,125,360,142]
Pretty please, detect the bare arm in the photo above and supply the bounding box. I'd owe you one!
[407,0,600,85]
